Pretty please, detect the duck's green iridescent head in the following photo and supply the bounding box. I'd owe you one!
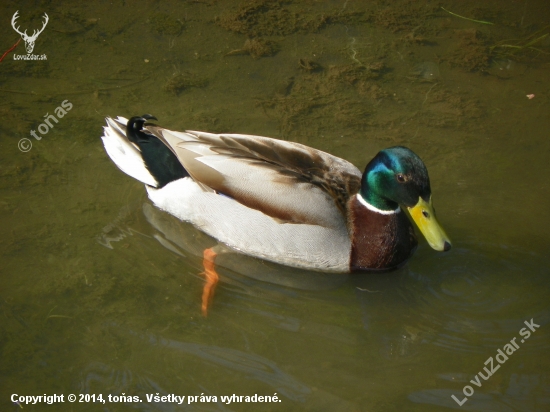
[360,146,451,252]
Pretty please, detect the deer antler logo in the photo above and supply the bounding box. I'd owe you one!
[11,11,49,54]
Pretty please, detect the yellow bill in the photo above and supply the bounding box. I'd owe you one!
[408,197,451,251]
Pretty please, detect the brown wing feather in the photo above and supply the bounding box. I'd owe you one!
[145,126,362,222]
[185,132,362,217]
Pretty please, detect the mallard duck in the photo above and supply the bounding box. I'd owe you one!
[101,115,451,313]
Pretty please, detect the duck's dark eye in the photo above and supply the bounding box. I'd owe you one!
[396,173,406,183]
[422,210,430,218]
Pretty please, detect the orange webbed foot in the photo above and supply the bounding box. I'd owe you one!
[201,248,219,316]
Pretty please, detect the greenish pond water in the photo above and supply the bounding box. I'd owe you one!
[1,0,549,411]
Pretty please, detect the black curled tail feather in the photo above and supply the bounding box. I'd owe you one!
[127,115,189,188]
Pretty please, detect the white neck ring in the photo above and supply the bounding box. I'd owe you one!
[356,193,401,215]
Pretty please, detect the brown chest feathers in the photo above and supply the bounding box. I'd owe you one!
[348,195,417,271]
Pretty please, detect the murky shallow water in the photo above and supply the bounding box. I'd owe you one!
[1,0,549,411]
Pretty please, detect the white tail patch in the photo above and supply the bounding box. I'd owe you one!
[101,117,158,187]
